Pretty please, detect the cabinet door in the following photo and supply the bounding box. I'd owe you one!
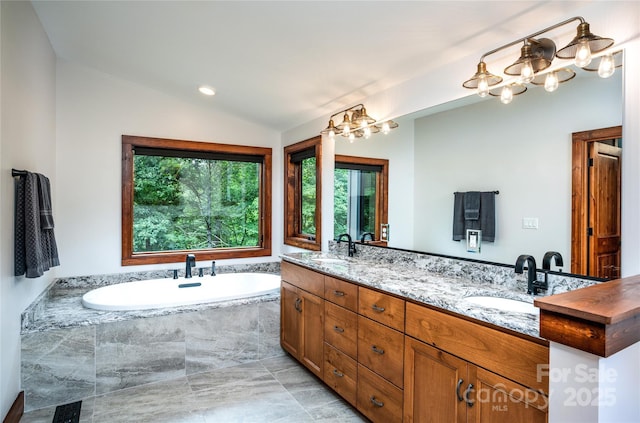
[300,289,324,378]
[469,367,548,423]
[404,337,468,423]
[280,281,301,357]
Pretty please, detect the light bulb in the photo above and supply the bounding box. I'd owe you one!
[575,42,592,67]
[342,124,350,137]
[520,61,534,84]
[598,53,615,78]
[500,85,513,105]
[544,72,559,92]
[363,127,371,139]
[348,133,355,143]
[381,122,391,135]
[477,76,489,97]
[328,130,336,140]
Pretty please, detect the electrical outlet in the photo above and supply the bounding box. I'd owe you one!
[522,217,539,229]
[380,224,390,241]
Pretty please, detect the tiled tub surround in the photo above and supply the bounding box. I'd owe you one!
[285,242,601,338]
[21,262,283,412]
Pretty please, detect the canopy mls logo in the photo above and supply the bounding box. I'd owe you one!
[537,364,618,407]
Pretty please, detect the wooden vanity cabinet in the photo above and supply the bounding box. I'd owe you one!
[281,262,325,378]
[404,303,549,423]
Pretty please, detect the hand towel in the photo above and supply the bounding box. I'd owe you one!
[463,191,480,220]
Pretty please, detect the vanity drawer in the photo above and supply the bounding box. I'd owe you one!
[405,302,549,393]
[357,364,403,423]
[324,343,357,406]
[357,316,404,388]
[324,301,358,359]
[281,261,324,297]
[324,276,358,311]
[358,287,405,331]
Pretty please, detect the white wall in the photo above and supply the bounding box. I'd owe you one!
[55,61,282,277]
[412,73,622,264]
[0,1,57,417]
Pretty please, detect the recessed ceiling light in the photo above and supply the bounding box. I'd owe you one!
[198,85,215,96]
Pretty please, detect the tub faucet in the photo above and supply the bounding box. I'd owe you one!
[185,254,196,279]
[515,254,545,295]
[211,261,216,276]
[337,233,356,257]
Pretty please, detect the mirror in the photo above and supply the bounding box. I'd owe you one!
[334,62,623,277]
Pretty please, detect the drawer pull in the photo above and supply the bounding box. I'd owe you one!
[370,396,384,408]
[371,345,385,355]
[456,378,464,402]
[333,290,345,297]
[332,369,344,378]
[333,325,345,333]
[294,298,302,313]
[371,304,385,313]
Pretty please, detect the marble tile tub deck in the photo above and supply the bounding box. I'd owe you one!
[20,262,286,413]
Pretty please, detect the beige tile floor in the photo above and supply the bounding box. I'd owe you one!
[20,355,368,423]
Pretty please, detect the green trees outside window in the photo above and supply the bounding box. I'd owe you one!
[334,167,377,240]
[133,155,260,252]
[300,156,317,237]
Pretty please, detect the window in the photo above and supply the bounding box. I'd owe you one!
[284,136,322,250]
[122,135,272,265]
[334,155,388,244]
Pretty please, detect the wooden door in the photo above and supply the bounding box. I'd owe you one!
[588,142,622,279]
[571,126,622,278]
[404,337,468,423]
[300,289,324,378]
[280,281,301,357]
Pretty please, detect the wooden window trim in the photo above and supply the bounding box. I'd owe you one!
[335,154,389,245]
[284,136,322,250]
[122,135,272,265]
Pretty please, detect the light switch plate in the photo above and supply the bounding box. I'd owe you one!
[522,217,539,229]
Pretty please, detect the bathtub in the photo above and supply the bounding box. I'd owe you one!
[81,272,280,311]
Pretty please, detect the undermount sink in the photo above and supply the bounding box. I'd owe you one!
[312,258,347,264]
[464,296,539,315]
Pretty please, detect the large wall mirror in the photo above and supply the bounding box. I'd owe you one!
[334,57,623,279]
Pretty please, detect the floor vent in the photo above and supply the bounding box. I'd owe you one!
[52,400,82,423]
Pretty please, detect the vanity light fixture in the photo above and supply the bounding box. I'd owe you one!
[463,17,614,103]
[320,104,398,142]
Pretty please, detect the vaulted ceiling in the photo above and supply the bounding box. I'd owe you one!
[31,1,590,131]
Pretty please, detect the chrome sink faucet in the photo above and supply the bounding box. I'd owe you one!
[185,254,196,279]
[337,233,356,257]
[515,254,546,295]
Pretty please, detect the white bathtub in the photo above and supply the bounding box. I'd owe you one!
[81,272,280,311]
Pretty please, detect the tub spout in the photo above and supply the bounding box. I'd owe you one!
[185,254,196,278]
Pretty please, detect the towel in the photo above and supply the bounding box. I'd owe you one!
[37,173,55,230]
[464,191,480,221]
[15,171,60,278]
[452,191,496,243]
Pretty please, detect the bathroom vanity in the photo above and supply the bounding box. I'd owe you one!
[280,254,550,423]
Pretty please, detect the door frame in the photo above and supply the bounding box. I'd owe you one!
[571,125,622,275]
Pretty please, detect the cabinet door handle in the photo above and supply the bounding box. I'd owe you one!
[464,383,475,407]
[371,345,385,355]
[294,297,302,313]
[371,304,385,312]
[456,378,464,402]
[333,290,345,297]
[332,368,344,378]
[370,396,384,408]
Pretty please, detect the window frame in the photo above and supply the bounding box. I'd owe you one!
[122,135,272,265]
[334,154,389,245]
[284,136,322,250]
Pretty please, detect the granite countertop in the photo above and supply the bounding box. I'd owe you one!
[281,251,545,340]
